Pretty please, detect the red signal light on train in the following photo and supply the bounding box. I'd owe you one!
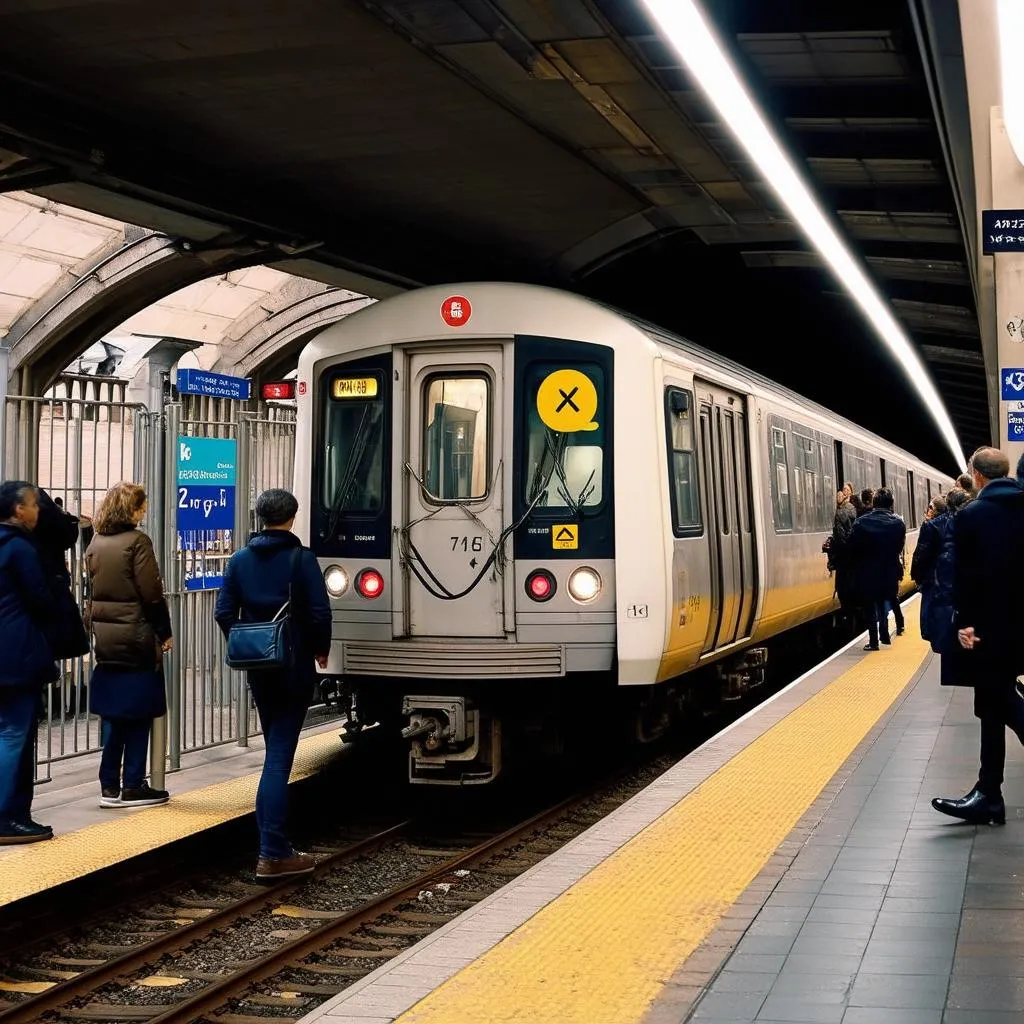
[356,569,384,600]
[525,570,556,602]
[260,381,296,400]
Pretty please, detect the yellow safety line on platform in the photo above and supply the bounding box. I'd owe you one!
[0,730,342,908]
[398,608,930,1024]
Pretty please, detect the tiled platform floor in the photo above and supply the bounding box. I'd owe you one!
[670,655,1024,1024]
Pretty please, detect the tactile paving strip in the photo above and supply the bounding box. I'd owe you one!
[0,730,342,908]
[395,607,930,1024]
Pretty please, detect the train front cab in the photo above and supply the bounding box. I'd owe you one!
[310,332,618,785]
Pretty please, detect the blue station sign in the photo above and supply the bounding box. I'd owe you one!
[176,368,251,401]
[1002,368,1024,401]
[176,436,237,531]
[982,210,1024,254]
[1009,411,1024,442]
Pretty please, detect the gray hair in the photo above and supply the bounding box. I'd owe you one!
[255,488,298,527]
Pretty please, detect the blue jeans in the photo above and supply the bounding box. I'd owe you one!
[249,680,309,859]
[99,718,151,790]
[0,686,39,824]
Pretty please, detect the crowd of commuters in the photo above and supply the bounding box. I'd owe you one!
[828,447,1024,824]
[0,480,330,878]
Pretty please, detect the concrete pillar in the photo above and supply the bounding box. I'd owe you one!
[989,108,1024,472]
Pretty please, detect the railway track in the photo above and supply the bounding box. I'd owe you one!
[0,768,654,1024]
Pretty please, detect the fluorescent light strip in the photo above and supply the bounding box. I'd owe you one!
[998,0,1024,168]
[641,0,967,472]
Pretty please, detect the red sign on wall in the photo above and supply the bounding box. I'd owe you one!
[441,295,472,327]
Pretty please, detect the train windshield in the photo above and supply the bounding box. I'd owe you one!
[322,386,386,519]
[523,361,606,513]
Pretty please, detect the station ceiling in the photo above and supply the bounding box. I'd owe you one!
[0,0,982,472]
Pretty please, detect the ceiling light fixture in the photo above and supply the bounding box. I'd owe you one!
[640,0,967,471]
[997,0,1024,168]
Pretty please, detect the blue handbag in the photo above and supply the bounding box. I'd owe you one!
[225,548,301,671]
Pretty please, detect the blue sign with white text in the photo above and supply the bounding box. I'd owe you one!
[176,368,251,401]
[1009,411,1024,441]
[176,436,237,531]
[185,573,225,592]
[983,210,1024,253]
[1003,368,1024,401]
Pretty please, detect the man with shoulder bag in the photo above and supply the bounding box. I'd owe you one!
[215,489,332,879]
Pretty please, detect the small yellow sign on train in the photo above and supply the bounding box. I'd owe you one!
[332,376,378,399]
[552,524,578,550]
[537,369,598,433]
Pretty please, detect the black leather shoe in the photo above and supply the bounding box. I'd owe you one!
[863,644,879,651]
[932,788,1006,825]
[0,820,54,844]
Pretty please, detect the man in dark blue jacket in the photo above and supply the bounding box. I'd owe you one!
[932,447,1024,824]
[0,481,58,843]
[845,487,907,650]
[215,488,331,879]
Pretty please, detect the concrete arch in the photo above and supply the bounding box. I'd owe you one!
[216,281,376,380]
[7,230,278,394]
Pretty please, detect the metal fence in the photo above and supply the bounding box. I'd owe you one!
[3,376,311,782]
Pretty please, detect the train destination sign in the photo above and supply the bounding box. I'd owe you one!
[982,210,1024,253]
[332,376,379,399]
[176,368,251,401]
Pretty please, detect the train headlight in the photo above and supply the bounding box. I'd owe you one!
[324,565,349,597]
[567,567,602,604]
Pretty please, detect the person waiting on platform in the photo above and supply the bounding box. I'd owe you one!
[845,486,906,651]
[0,482,58,843]
[85,483,172,809]
[857,488,873,517]
[215,488,332,880]
[932,448,1024,824]
[910,493,947,641]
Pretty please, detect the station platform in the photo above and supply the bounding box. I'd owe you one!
[0,720,346,909]
[300,596,1022,1024]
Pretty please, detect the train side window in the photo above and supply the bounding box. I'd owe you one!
[770,425,793,532]
[793,432,819,532]
[818,440,835,530]
[423,375,490,501]
[665,388,701,533]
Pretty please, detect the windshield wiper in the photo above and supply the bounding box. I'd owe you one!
[325,405,381,537]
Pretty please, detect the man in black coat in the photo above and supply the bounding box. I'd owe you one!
[932,447,1024,824]
[845,487,907,650]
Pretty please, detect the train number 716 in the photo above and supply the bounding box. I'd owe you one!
[451,536,483,552]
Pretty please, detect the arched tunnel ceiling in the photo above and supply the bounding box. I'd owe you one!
[0,191,369,386]
[0,0,983,470]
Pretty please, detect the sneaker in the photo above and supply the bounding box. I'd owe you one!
[99,787,122,808]
[256,851,316,880]
[119,784,169,807]
[0,820,53,844]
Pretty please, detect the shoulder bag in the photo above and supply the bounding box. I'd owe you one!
[225,547,302,671]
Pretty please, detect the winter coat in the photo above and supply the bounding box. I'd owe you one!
[0,523,58,687]
[846,508,906,603]
[33,489,90,660]
[85,524,171,670]
[952,478,1024,686]
[215,530,332,690]
[828,500,857,606]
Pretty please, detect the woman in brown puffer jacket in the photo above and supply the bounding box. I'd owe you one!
[85,482,172,810]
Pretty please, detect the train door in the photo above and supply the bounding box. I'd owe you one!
[399,347,507,637]
[695,381,757,652]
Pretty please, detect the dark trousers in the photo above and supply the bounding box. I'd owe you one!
[249,678,309,860]
[99,718,151,791]
[0,686,38,824]
[885,587,905,633]
[865,599,891,648]
[975,681,1024,797]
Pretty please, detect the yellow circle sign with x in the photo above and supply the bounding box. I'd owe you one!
[536,369,599,433]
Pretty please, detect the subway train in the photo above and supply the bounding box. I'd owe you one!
[291,282,951,784]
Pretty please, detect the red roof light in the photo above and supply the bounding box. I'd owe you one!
[261,381,296,401]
